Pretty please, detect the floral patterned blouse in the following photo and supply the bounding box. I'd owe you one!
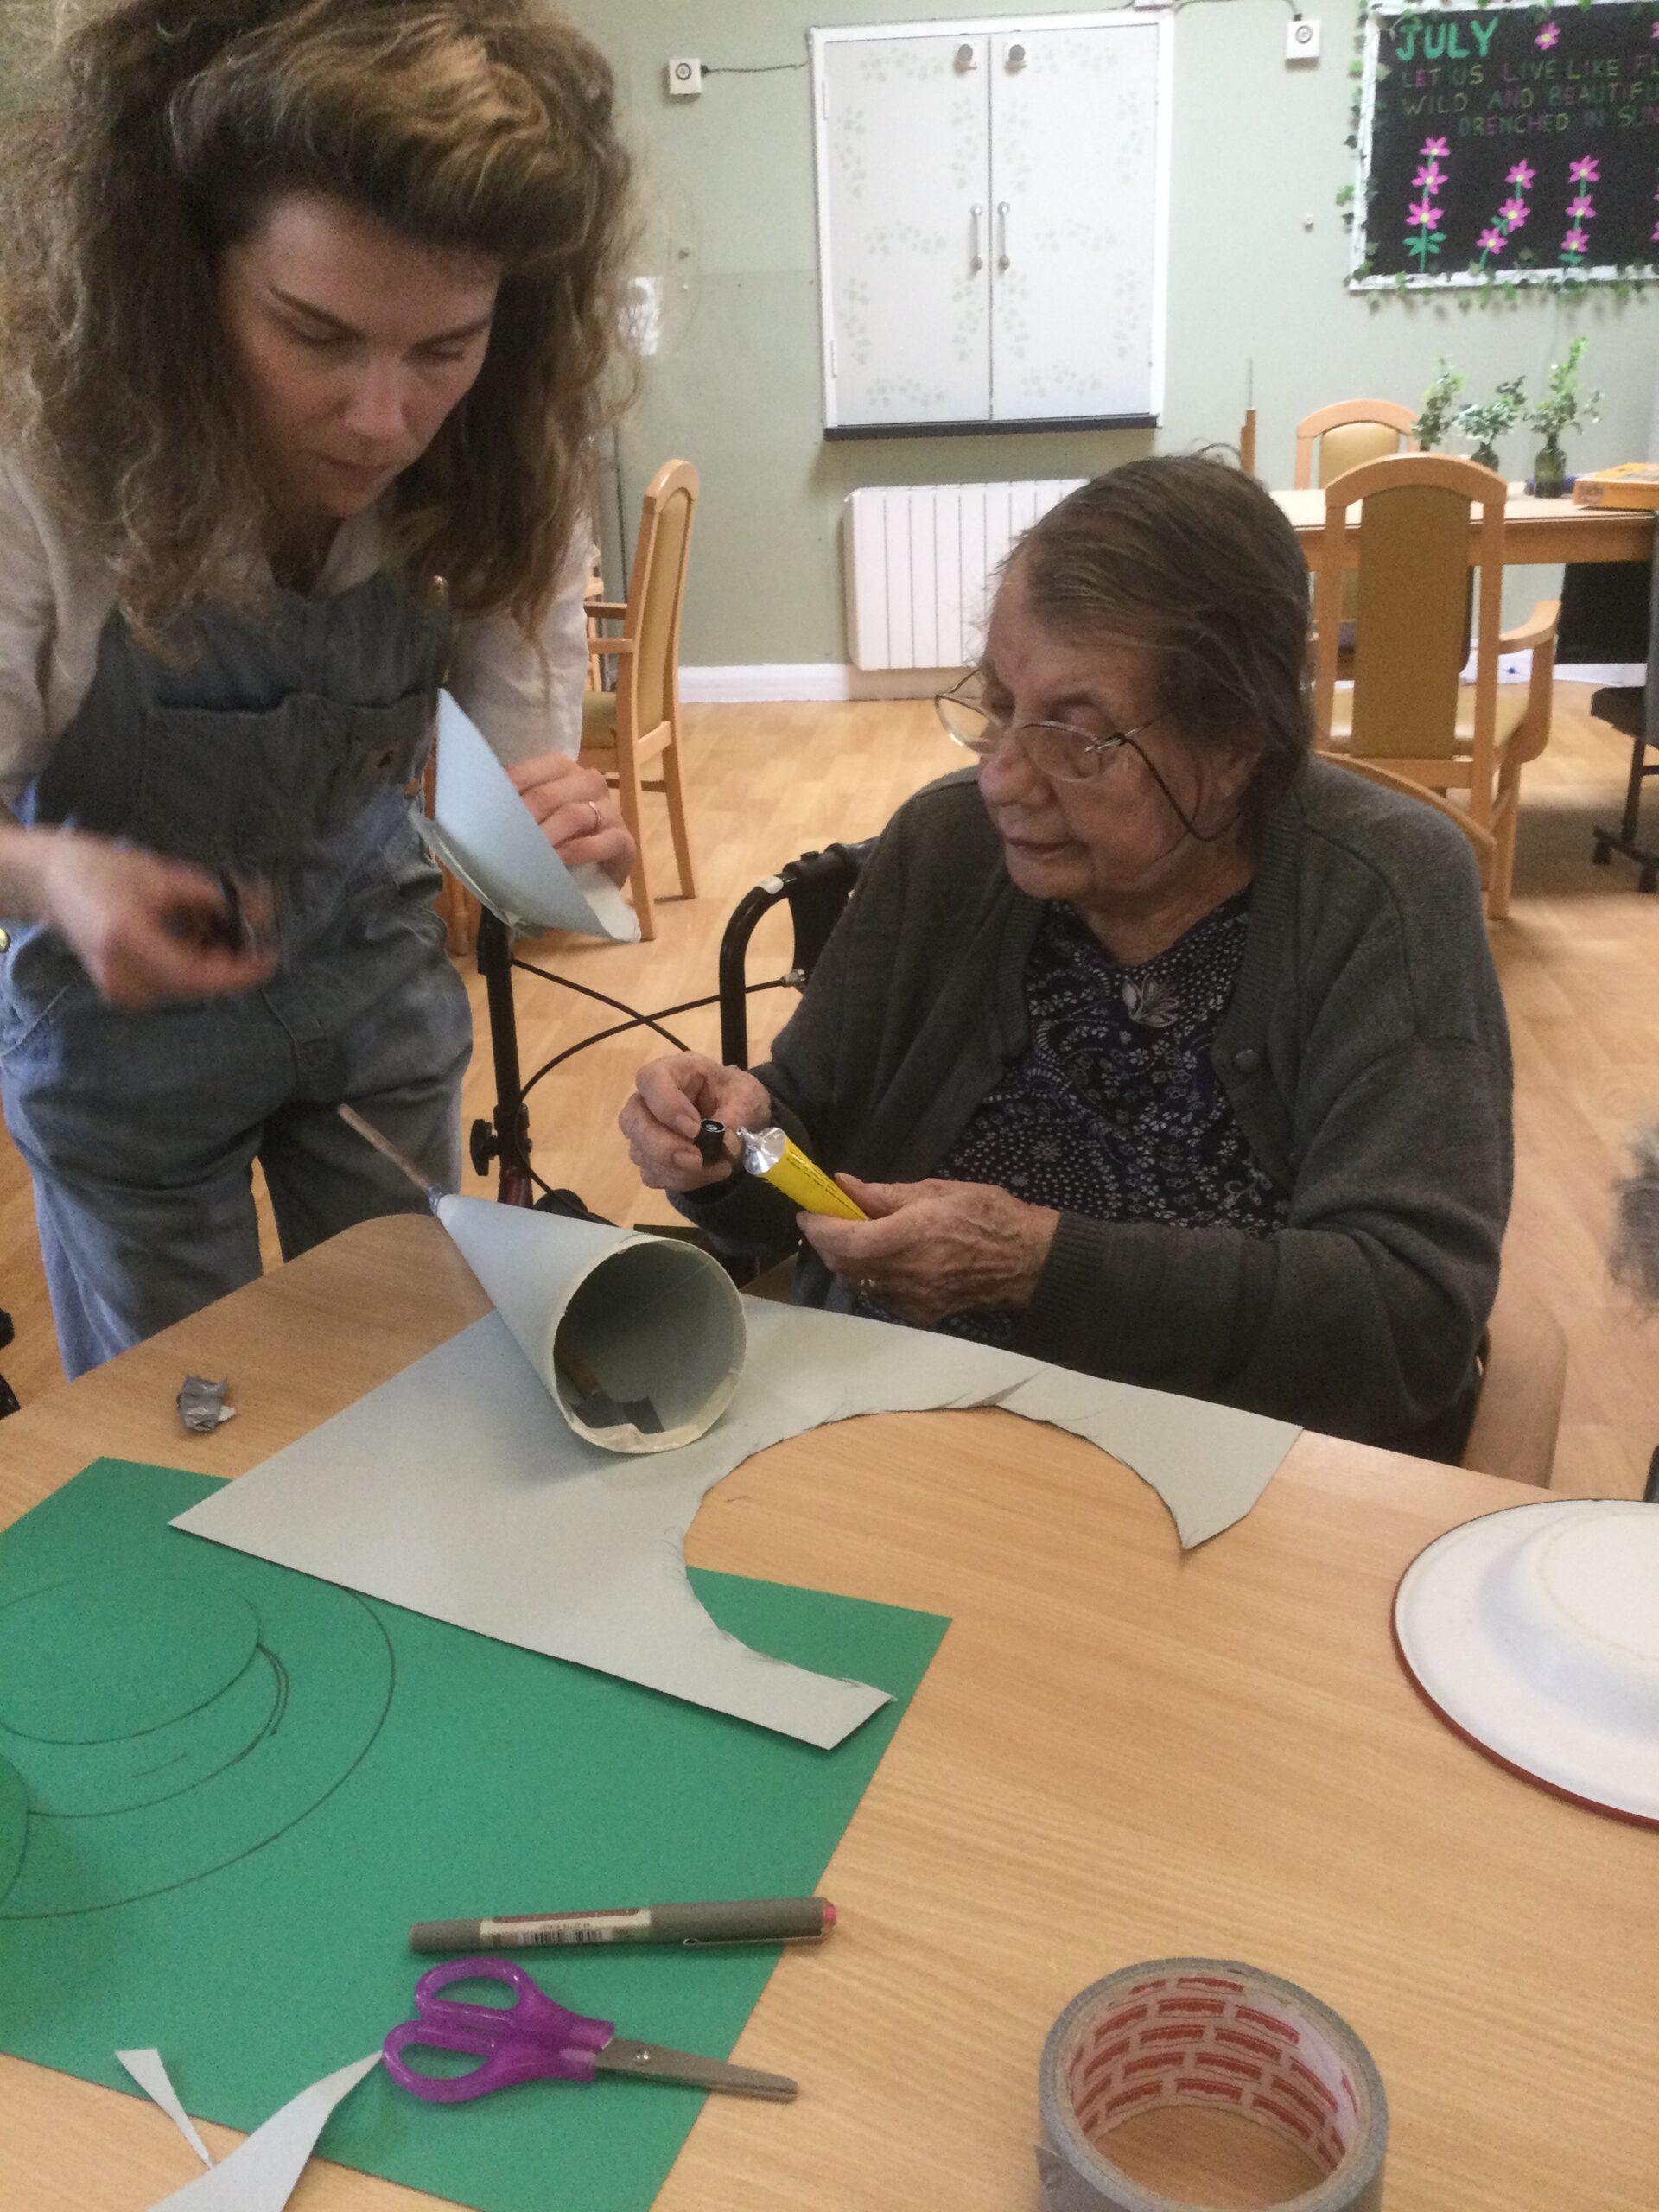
[855,889,1288,1345]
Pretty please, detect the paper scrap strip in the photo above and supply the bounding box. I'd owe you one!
[118,2048,214,2170]
[137,2050,380,2210]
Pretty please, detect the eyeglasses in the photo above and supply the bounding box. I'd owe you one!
[934,687,1166,784]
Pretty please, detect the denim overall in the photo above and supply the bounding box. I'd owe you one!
[0,570,472,1377]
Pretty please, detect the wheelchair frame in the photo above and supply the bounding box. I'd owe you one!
[467,840,873,1207]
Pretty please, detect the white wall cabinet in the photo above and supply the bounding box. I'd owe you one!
[811,12,1170,437]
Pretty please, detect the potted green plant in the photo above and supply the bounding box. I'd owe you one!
[1454,377,1528,474]
[1414,360,1465,452]
[1528,336,1601,498]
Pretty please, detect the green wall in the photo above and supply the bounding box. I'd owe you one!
[567,0,1654,668]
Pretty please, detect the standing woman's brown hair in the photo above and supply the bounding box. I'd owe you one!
[0,0,634,644]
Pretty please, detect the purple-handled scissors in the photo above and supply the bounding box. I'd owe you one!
[383,1956,797,2103]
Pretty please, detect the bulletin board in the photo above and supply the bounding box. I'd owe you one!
[1351,0,1659,287]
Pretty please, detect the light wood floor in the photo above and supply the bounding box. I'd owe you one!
[2,687,1654,1498]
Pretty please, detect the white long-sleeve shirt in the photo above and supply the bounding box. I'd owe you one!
[0,453,590,807]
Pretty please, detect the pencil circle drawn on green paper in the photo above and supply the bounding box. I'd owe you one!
[0,1567,393,1917]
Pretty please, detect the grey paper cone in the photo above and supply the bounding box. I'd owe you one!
[435,1198,745,1453]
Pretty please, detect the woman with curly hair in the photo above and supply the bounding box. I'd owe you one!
[0,0,637,1375]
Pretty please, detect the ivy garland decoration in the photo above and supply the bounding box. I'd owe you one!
[1338,0,1659,303]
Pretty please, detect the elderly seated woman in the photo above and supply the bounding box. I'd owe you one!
[621,454,1512,1459]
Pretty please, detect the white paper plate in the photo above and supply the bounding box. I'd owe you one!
[1394,1498,1659,1825]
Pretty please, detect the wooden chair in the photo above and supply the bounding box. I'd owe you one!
[583,543,608,693]
[1319,754,1497,890]
[579,459,698,941]
[1293,397,1418,489]
[1312,453,1560,920]
[1461,1277,1568,1489]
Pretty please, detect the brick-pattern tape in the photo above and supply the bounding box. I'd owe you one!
[1037,1959,1387,2212]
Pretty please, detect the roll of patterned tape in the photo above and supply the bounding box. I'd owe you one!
[1037,1959,1387,2212]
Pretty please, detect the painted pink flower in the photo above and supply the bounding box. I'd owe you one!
[1422,137,1449,157]
[1535,20,1560,47]
[1500,198,1529,228]
[1652,218,1659,242]
[1413,162,1444,189]
[1562,226,1590,254]
[1407,197,1439,229]
[1652,15,1659,33]
[1568,194,1595,219]
[1478,226,1508,256]
[1506,161,1536,189]
[1569,156,1600,184]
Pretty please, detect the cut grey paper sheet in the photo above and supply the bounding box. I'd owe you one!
[175,1204,1300,1749]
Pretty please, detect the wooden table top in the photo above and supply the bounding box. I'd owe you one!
[2,1215,1652,2212]
[1274,484,1654,566]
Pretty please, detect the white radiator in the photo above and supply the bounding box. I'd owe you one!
[843,480,1086,672]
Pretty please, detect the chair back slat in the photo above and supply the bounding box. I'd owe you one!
[1350,485,1471,760]
[1294,397,1418,489]
[1318,419,1406,487]
[1321,420,1418,626]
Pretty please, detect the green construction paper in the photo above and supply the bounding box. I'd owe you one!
[0,1572,260,1742]
[0,1460,947,2212]
[0,1753,26,1908]
[0,1561,391,1914]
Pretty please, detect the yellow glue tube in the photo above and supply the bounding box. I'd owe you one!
[737,1125,867,1219]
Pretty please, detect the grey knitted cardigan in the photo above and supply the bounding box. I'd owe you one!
[683,760,1513,1459]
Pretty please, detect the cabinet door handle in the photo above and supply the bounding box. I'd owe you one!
[970,202,984,272]
[997,200,1011,270]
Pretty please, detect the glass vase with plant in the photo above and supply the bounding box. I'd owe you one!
[1455,377,1527,474]
[1528,336,1601,498]
[1414,360,1465,452]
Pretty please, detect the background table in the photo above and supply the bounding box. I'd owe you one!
[1274,485,1654,568]
[1,1216,1652,2211]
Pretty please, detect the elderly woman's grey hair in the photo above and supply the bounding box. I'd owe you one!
[1009,453,1315,821]
[1611,1125,1659,1307]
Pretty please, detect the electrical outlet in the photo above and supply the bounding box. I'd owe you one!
[1285,16,1320,62]
[665,56,702,98]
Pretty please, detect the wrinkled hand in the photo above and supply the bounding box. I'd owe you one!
[620,1052,772,1193]
[508,753,634,885]
[800,1175,1059,1326]
[37,833,276,1010]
